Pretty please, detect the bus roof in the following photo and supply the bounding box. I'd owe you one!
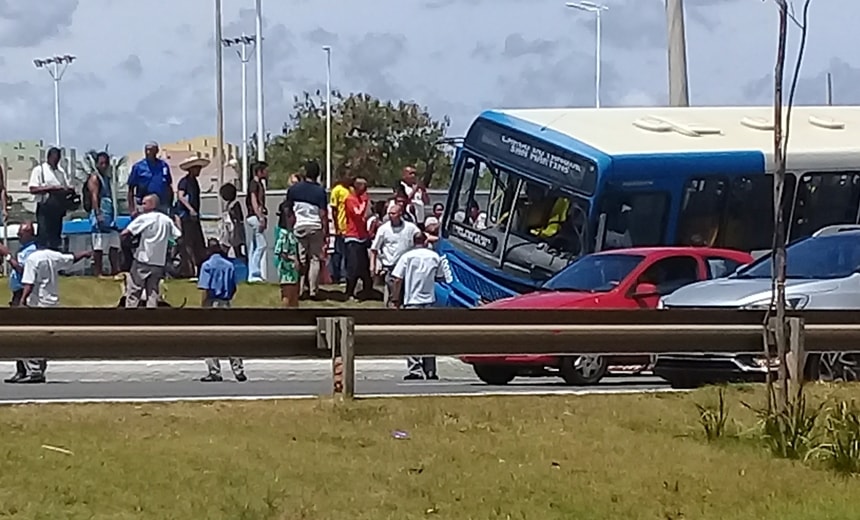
[485,106,860,171]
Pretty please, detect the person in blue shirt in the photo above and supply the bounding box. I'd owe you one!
[127,141,174,216]
[198,238,246,382]
[0,221,38,382]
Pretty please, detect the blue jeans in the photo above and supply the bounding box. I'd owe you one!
[246,215,268,281]
[329,235,346,283]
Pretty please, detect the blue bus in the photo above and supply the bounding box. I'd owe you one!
[436,106,860,307]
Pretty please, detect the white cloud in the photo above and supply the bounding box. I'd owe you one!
[0,0,857,156]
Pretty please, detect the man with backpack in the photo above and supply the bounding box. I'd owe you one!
[86,151,120,276]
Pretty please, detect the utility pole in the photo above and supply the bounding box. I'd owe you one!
[565,2,608,108]
[255,0,266,162]
[34,55,76,147]
[323,45,333,189]
[223,35,256,193]
[666,0,690,106]
[215,0,225,216]
[826,72,833,105]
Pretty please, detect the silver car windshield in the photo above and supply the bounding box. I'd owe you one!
[737,234,860,280]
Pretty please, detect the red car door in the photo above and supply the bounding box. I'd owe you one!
[624,255,701,308]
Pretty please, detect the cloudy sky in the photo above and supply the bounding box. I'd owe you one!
[0,0,856,156]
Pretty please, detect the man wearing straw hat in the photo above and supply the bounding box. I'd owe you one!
[175,155,209,278]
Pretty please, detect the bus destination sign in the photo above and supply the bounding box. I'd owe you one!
[449,222,497,253]
[465,119,597,195]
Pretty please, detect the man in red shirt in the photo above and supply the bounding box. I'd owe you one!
[344,176,372,300]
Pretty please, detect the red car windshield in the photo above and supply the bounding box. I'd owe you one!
[542,253,644,292]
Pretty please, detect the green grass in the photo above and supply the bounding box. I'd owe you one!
[0,276,381,308]
[2,386,860,519]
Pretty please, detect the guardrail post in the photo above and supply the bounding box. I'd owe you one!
[317,316,355,400]
[787,316,806,396]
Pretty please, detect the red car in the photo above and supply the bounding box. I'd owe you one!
[460,247,753,385]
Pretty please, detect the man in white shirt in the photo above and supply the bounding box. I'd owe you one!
[11,242,92,383]
[401,166,429,228]
[121,194,182,308]
[390,232,453,381]
[370,203,419,305]
[28,147,75,250]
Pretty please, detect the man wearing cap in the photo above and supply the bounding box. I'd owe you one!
[175,155,208,278]
[128,141,173,216]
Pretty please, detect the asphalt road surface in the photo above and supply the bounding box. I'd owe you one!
[0,376,670,404]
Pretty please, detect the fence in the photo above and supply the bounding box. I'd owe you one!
[1,308,858,398]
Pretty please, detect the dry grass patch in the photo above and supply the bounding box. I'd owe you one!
[1,387,859,519]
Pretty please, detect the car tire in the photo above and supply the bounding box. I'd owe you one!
[472,365,516,386]
[559,356,609,386]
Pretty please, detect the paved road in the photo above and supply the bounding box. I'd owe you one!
[0,375,670,404]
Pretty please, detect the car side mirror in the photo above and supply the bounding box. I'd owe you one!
[632,282,659,299]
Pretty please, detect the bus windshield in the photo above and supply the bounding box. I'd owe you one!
[446,153,591,279]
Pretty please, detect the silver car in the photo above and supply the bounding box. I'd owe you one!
[654,225,860,387]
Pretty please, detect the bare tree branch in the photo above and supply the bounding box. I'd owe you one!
[766,0,806,28]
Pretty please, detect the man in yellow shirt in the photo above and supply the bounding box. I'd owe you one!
[328,173,353,283]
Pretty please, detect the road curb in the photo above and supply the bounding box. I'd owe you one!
[0,358,474,383]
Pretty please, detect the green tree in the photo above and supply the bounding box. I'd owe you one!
[264,91,453,189]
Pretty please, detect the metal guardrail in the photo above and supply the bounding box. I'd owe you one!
[0,308,856,397]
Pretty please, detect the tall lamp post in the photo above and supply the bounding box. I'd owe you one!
[322,45,333,189]
[565,1,608,108]
[34,55,76,147]
[255,0,265,162]
[223,35,256,193]
[665,0,690,106]
[214,0,225,216]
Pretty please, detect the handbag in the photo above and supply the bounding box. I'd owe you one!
[39,165,80,214]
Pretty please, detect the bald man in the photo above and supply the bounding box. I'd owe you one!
[0,221,38,382]
[121,194,182,307]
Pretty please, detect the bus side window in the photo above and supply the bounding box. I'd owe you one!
[677,177,727,247]
[598,191,669,249]
[791,172,860,240]
[718,175,794,252]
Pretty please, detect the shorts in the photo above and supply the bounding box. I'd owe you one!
[92,231,121,251]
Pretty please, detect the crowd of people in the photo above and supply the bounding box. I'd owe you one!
[1,142,453,384]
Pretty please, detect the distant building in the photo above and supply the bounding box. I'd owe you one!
[124,136,241,193]
[0,141,83,211]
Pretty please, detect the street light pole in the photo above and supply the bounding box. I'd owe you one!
[34,55,76,147]
[323,45,332,189]
[223,35,256,193]
[666,0,690,106]
[255,0,265,162]
[215,0,225,216]
[565,2,608,108]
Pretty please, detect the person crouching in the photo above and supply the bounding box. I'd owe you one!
[199,238,246,382]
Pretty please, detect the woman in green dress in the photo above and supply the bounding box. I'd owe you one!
[274,200,300,307]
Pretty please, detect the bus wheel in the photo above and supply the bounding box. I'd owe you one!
[560,356,608,386]
[473,365,516,386]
